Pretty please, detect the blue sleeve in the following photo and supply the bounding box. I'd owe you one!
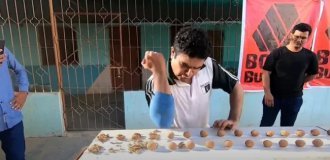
[149,92,174,128]
[5,48,29,92]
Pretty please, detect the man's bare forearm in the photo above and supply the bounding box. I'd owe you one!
[153,73,171,94]
[228,83,243,122]
[262,70,271,94]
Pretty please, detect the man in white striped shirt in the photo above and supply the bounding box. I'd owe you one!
[142,27,243,129]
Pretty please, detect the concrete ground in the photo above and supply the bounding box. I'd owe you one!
[0,131,98,160]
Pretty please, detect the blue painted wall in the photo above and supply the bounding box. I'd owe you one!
[0,24,40,66]
[23,92,65,137]
[140,24,171,59]
[198,23,242,69]
[76,24,110,65]
[1,23,241,93]
[1,24,110,93]
[24,65,107,93]
[19,88,330,137]
[124,88,330,129]
[124,91,156,129]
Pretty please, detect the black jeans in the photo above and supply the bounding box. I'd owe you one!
[0,121,25,160]
[260,96,303,127]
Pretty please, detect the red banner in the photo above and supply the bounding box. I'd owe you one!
[238,0,321,91]
[310,0,330,87]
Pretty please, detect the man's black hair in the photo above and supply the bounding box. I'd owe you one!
[173,27,211,59]
[291,23,312,36]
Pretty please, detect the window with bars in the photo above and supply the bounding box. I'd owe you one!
[38,25,79,65]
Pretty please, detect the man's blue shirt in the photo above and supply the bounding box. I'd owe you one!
[0,47,29,132]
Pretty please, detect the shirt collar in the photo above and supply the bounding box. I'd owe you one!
[167,57,208,85]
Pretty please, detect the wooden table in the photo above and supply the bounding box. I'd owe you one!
[78,127,330,160]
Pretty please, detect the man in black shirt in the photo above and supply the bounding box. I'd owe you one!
[260,23,319,126]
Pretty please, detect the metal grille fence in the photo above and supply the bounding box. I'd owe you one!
[0,0,242,130]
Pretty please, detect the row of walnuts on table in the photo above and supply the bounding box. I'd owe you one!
[88,128,330,154]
